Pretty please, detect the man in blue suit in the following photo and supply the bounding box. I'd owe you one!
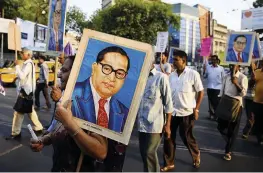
[72,46,130,133]
[226,35,249,63]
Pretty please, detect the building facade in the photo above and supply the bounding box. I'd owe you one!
[212,19,228,56]
[194,4,213,39]
[169,3,201,62]
[102,0,115,9]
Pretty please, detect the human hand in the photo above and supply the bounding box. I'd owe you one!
[14,60,19,66]
[55,100,73,127]
[50,86,62,102]
[30,138,44,152]
[231,77,238,85]
[193,109,199,120]
[163,124,171,139]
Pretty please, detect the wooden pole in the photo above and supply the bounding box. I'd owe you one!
[53,56,59,86]
[76,152,84,172]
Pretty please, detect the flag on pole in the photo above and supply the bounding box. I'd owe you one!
[0,77,6,96]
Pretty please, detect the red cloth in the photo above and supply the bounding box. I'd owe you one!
[97,99,108,128]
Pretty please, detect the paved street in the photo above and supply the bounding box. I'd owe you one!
[0,84,263,172]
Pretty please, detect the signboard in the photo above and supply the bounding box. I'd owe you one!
[252,34,262,61]
[8,23,21,51]
[16,18,47,51]
[241,7,263,30]
[156,32,168,53]
[0,18,15,33]
[200,37,212,57]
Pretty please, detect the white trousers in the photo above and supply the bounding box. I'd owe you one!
[11,108,43,136]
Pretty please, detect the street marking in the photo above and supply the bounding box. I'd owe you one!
[0,144,23,157]
[128,140,260,159]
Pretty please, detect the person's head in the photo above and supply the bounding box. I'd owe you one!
[53,0,62,31]
[20,48,33,60]
[172,50,187,70]
[39,55,46,64]
[233,35,247,53]
[58,53,65,64]
[210,55,219,66]
[91,46,130,99]
[161,51,169,64]
[58,55,75,90]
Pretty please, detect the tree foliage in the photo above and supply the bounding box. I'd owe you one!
[253,0,263,8]
[0,0,49,25]
[66,6,88,34]
[88,0,180,44]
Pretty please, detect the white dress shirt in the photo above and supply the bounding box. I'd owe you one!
[219,71,248,107]
[90,78,111,121]
[154,63,172,74]
[169,67,204,117]
[15,59,36,95]
[38,62,49,84]
[205,64,225,90]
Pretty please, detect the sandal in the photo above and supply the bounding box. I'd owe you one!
[223,153,232,161]
[160,165,175,172]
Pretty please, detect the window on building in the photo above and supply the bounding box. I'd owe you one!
[215,41,218,46]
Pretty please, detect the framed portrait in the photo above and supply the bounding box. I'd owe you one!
[252,34,263,61]
[46,0,67,54]
[62,29,154,145]
[224,31,256,66]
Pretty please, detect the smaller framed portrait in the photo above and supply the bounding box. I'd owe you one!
[61,29,153,145]
[224,31,256,66]
[252,34,263,61]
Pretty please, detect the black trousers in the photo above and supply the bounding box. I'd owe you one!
[163,115,199,166]
[253,102,263,143]
[207,89,220,117]
[217,107,242,153]
[242,99,255,136]
[35,83,51,108]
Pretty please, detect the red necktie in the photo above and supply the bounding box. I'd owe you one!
[97,99,108,128]
[237,53,243,62]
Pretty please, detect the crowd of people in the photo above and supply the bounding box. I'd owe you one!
[3,46,263,172]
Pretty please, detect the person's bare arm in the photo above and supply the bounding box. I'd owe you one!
[55,101,108,160]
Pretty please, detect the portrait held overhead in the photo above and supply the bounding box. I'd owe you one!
[47,0,67,52]
[225,32,256,66]
[62,29,153,144]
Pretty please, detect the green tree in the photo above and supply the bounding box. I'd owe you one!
[253,0,263,7]
[0,0,49,25]
[66,6,88,34]
[88,0,180,44]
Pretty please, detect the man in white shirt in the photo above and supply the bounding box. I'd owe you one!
[155,51,172,75]
[217,64,248,161]
[161,50,204,171]
[204,55,225,120]
[137,63,174,172]
[6,48,44,140]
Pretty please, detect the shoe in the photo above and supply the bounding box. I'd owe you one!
[160,165,175,172]
[223,153,231,161]
[34,106,40,110]
[42,106,50,110]
[193,151,201,168]
[5,133,21,140]
[242,134,248,140]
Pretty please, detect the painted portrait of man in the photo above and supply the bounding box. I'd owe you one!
[226,35,249,63]
[47,0,67,52]
[72,46,131,133]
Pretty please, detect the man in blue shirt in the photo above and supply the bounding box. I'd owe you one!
[137,62,174,172]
